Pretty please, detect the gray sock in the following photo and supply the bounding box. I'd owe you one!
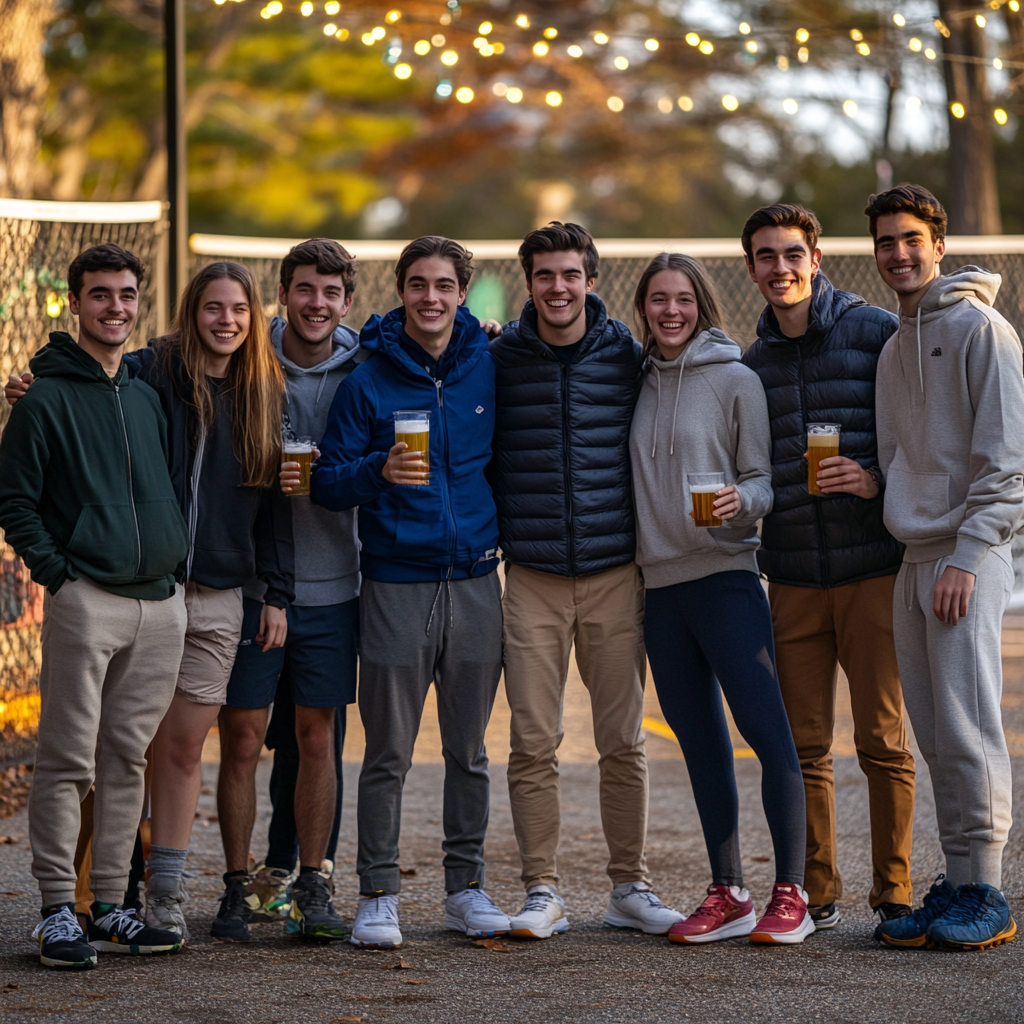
[148,845,188,896]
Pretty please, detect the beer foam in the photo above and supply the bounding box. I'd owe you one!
[807,434,838,447]
[690,485,720,493]
[395,423,429,433]
[283,443,313,453]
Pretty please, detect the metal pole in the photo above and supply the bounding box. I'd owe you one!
[164,0,187,316]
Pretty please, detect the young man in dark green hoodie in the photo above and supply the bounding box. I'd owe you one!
[0,244,189,969]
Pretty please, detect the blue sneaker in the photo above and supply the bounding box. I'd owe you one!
[927,884,1017,951]
[874,875,958,948]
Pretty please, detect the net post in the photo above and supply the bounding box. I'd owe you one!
[164,0,187,317]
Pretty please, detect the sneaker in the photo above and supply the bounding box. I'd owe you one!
[87,903,182,955]
[509,886,570,939]
[926,883,1017,951]
[668,885,755,944]
[604,883,685,935]
[145,876,190,942]
[210,873,260,942]
[874,875,958,948]
[32,905,97,969]
[809,902,842,930]
[749,883,815,945]
[351,894,402,949]
[249,864,293,920]
[875,902,912,922]
[443,886,511,938]
[288,870,348,941]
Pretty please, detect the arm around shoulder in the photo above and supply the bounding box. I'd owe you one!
[730,368,774,526]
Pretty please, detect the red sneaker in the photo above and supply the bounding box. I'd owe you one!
[668,885,756,944]
[750,883,815,945]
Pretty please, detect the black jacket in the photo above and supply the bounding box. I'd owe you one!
[488,294,642,577]
[741,274,904,588]
[129,347,294,607]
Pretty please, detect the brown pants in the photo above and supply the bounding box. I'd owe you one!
[769,575,915,908]
[503,562,649,890]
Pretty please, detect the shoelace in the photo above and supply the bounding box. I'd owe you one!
[94,906,146,939]
[297,876,333,913]
[616,886,667,909]
[457,888,500,913]
[149,876,188,909]
[521,891,557,915]
[763,889,804,922]
[688,890,733,922]
[219,878,253,914]
[934,886,987,927]
[361,895,400,925]
[32,906,83,942]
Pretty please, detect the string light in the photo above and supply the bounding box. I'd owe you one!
[850,29,863,41]
[361,31,374,44]
[414,40,430,55]
[685,32,700,46]
[614,55,629,70]
[677,95,693,111]
[440,49,458,65]
[545,91,562,106]
[456,87,474,103]
[431,33,445,46]
[506,86,523,103]
[745,40,758,53]
[797,46,809,62]
[1011,1,1020,12]
[975,14,987,27]
[492,81,508,96]
[533,41,549,56]
[994,58,1003,69]
[721,94,739,111]
[567,44,583,57]
[699,40,714,54]
[371,27,386,40]
[782,97,798,115]
[544,27,558,39]
[607,96,624,112]
[515,14,530,28]
[386,9,401,23]
[795,28,809,43]
[336,27,348,39]
[394,62,412,78]
[436,79,453,98]
[924,47,936,59]
[324,1,340,14]
[856,42,871,56]
[479,42,495,55]
[479,22,492,34]
[951,102,965,118]
[843,99,858,116]
[45,292,62,318]
[934,19,951,38]
[777,55,790,70]
[645,38,659,51]
[738,22,751,35]
[594,32,609,44]
[994,107,1008,124]
[892,13,906,27]
[260,1,283,17]
[905,95,922,111]
[300,2,313,15]
[908,38,922,51]
[323,22,336,35]
[657,96,673,113]
[474,36,487,48]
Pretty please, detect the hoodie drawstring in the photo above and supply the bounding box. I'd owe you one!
[651,370,661,458]
[425,580,454,636]
[669,358,685,456]
[915,305,924,394]
[314,369,330,408]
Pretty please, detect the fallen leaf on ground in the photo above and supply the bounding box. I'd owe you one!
[407,979,427,985]
[0,836,18,844]
[2,892,21,897]
[3,983,20,992]
[337,1017,362,1021]
[386,957,412,970]
[472,939,510,952]
[399,867,417,877]
[751,856,770,863]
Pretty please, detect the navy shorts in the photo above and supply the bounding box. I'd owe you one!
[224,597,359,710]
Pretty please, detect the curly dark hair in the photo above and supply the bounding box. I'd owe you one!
[280,238,358,296]
[67,243,145,299]
[741,204,821,262]
[864,184,947,243]
[518,221,599,282]
[394,236,474,292]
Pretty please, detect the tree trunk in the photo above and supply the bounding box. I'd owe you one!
[0,0,56,197]
[938,0,1002,233]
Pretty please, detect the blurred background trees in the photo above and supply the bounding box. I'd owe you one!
[4,0,1024,239]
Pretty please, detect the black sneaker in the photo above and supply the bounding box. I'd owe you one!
[210,873,259,942]
[875,902,913,922]
[809,903,841,930]
[87,902,182,955]
[288,870,348,941]
[32,905,97,969]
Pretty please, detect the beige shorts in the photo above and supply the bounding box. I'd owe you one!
[175,582,244,705]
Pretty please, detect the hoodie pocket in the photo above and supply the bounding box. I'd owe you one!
[883,469,952,540]
[66,503,142,581]
[135,498,190,579]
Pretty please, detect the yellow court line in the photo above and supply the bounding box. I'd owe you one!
[642,716,756,758]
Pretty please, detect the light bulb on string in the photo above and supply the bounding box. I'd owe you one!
[493,82,508,96]
[893,13,906,27]
[386,10,401,23]
[843,99,858,117]
[797,47,809,62]
[738,22,751,35]
[908,38,922,51]
[546,91,562,106]
[594,32,609,45]
[905,95,922,111]
[698,40,714,54]
[567,44,583,58]
[414,40,430,55]
[533,41,549,56]
[951,102,966,118]
[721,94,739,111]
[745,40,758,53]
[515,14,530,28]
[506,87,523,103]
[924,47,936,59]
[544,28,558,39]
[456,87,474,104]
[782,98,798,115]
[657,97,673,113]
[324,1,340,14]
[300,2,313,15]
[685,32,700,46]
[431,34,446,47]
[394,63,412,78]
[440,49,458,66]
[645,38,659,51]
[677,95,693,111]
[479,22,492,35]
[994,108,1008,125]
[613,55,629,70]
[607,96,624,112]
[795,28,809,43]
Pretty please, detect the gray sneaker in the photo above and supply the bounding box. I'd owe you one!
[145,877,190,943]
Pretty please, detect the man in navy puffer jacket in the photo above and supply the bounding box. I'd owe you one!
[312,237,508,950]
[489,223,683,940]
[740,204,915,932]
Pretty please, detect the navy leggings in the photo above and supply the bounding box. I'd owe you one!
[644,571,806,887]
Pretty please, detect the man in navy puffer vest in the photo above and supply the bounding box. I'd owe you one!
[312,237,509,950]
[489,223,683,939]
[740,204,915,933]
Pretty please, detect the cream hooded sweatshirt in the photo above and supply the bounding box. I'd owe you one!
[629,328,773,589]
[876,266,1024,573]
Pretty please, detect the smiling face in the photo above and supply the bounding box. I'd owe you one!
[527,250,595,334]
[643,269,700,359]
[873,211,944,307]
[280,264,352,346]
[398,255,466,351]
[746,225,821,313]
[68,268,139,350]
[196,276,251,363]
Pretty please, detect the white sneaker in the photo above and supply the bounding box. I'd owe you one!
[603,883,685,935]
[350,894,402,949]
[443,887,511,937]
[509,885,570,939]
[144,876,190,942]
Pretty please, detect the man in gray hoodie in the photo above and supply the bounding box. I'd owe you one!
[868,184,1022,951]
[216,239,362,942]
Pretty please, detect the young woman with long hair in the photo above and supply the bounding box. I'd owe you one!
[136,262,292,941]
[628,253,813,945]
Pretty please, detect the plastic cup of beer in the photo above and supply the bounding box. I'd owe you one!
[688,472,725,528]
[282,437,314,498]
[807,422,841,497]
[393,410,430,485]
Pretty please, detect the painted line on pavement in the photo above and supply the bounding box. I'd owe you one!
[642,716,756,758]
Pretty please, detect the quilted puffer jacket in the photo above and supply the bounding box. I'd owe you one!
[740,273,904,588]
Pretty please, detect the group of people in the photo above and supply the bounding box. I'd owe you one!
[0,182,1019,972]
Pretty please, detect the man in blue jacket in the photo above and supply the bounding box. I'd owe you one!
[488,222,683,939]
[740,204,915,932]
[312,236,508,950]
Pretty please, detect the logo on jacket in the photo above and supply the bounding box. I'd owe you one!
[931,347,942,356]
[475,405,484,414]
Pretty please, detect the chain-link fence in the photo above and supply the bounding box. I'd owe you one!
[0,199,165,765]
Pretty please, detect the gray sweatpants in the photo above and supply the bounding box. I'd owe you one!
[893,549,1014,888]
[356,572,503,895]
[31,576,187,907]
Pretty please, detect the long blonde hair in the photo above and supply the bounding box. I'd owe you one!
[158,261,284,488]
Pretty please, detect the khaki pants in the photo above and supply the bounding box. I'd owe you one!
[503,562,648,889]
[31,576,186,907]
[769,575,915,908]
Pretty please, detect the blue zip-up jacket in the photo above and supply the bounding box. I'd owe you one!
[311,304,500,583]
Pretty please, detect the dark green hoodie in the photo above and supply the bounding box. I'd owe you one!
[0,332,188,599]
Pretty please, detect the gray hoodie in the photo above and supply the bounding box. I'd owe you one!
[876,267,1024,574]
[629,328,774,589]
[243,316,362,607]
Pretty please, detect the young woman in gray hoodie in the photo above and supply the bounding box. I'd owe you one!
[629,253,811,946]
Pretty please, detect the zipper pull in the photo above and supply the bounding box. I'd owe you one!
[435,378,443,406]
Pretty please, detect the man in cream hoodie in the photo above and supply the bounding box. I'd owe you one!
[869,184,1022,951]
